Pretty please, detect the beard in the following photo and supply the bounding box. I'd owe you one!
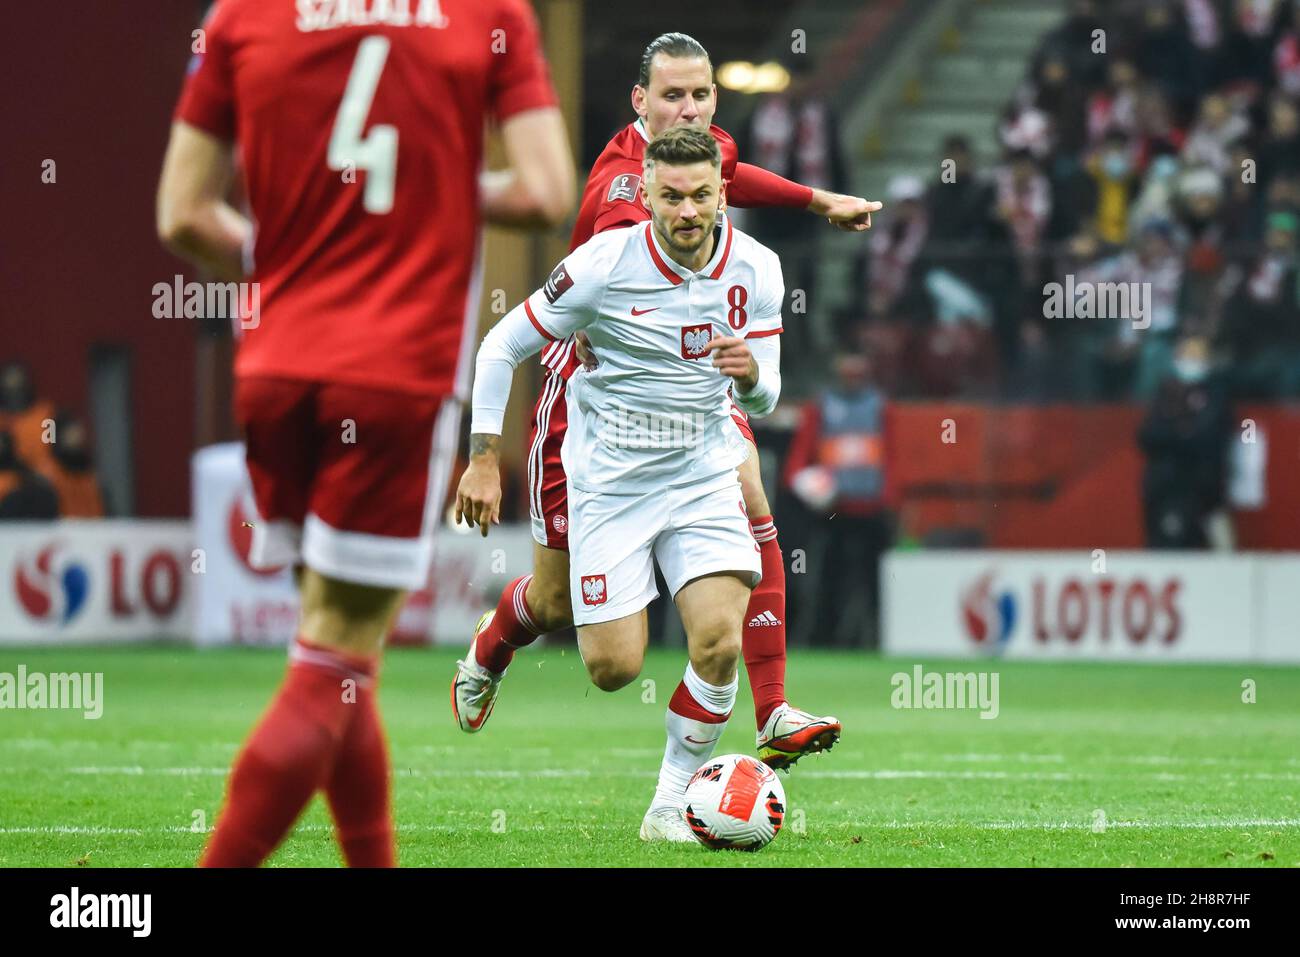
[657,215,715,255]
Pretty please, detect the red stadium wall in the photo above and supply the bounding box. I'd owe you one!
[1,2,201,516]
[886,403,1300,549]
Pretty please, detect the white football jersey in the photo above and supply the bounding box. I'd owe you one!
[517,216,784,493]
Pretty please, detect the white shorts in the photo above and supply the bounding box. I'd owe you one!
[567,474,762,626]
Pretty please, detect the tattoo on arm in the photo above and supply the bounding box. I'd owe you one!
[470,433,500,458]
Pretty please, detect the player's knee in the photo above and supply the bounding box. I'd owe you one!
[691,628,741,681]
[585,655,639,692]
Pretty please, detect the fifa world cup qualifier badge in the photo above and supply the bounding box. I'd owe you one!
[606,173,641,204]
[543,262,574,304]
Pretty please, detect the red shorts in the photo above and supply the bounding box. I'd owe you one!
[525,368,756,551]
[234,376,460,589]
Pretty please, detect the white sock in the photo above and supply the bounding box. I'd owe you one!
[652,663,737,809]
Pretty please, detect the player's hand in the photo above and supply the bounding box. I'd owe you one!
[809,189,883,231]
[454,460,502,538]
[705,336,758,392]
[574,331,598,370]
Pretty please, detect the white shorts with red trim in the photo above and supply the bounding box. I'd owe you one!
[567,472,762,626]
[526,352,756,551]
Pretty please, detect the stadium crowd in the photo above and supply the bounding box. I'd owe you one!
[851,0,1300,404]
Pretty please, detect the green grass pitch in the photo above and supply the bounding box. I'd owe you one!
[1,645,1297,867]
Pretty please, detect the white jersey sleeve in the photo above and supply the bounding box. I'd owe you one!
[734,334,781,417]
[733,245,784,417]
[470,235,615,435]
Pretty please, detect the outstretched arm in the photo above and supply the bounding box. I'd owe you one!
[729,162,882,231]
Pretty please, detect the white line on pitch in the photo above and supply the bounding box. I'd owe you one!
[44,766,1300,782]
[3,819,1298,838]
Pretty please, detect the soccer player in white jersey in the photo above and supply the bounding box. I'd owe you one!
[456,126,785,840]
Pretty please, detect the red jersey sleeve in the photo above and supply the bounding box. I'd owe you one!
[591,167,648,234]
[569,157,649,249]
[488,0,559,122]
[173,1,237,140]
[728,162,815,209]
[709,124,811,208]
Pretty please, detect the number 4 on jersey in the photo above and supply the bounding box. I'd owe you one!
[328,35,397,214]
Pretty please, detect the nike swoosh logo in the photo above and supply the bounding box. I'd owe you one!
[630,306,659,316]
[467,700,492,730]
[684,735,719,745]
[455,679,493,730]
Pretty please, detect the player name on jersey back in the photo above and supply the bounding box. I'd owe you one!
[295,0,450,32]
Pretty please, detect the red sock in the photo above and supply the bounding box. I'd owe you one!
[325,681,394,867]
[474,574,542,674]
[743,517,787,729]
[199,639,375,868]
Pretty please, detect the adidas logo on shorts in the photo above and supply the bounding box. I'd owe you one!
[748,610,782,627]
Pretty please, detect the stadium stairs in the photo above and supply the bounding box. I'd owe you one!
[816,0,1067,328]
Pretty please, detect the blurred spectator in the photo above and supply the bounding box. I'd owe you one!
[1173,166,1238,333]
[1221,0,1289,90]
[1223,140,1267,241]
[1137,0,1201,114]
[1257,93,1300,195]
[1275,9,1300,96]
[0,363,105,517]
[1077,219,1185,398]
[1131,86,1186,167]
[1084,129,1142,246]
[1000,103,1054,161]
[0,429,59,520]
[1128,148,1183,230]
[783,353,894,646]
[1086,58,1143,146]
[0,361,56,473]
[864,174,929,320]
[993,150,1053,296]
[1218,209,1300,396]
[924,136,1021,370]
[1183,0,1229,96]
[1034,0,1109,93]
[1138,0,1196,113]
[1137,335,1234,548]
[743,56,847,350]
[1180,93,1251,174]
[1030,51,1089,165]
[43,413,104,518]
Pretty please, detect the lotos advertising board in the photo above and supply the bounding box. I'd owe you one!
[883,551,1299,662]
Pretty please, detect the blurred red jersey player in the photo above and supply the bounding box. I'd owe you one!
[157,0,574,867]
[453,33,881,802]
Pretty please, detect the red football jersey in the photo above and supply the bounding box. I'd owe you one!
[568,119,739,250]
[174,0,557,398]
